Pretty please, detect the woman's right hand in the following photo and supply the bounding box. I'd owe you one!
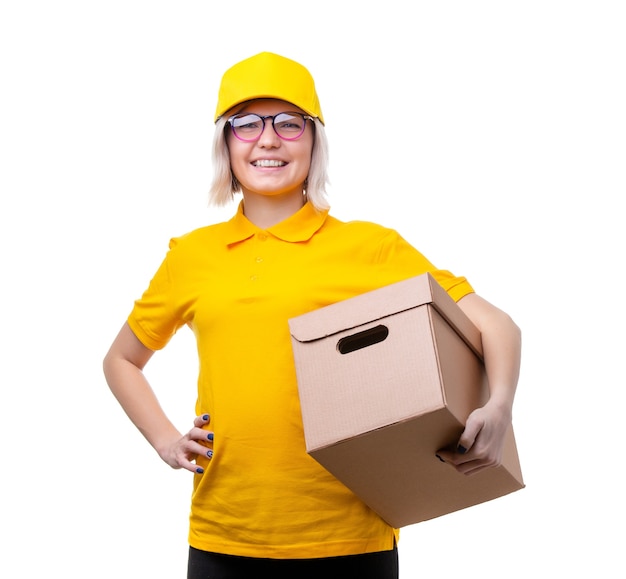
[160,414,214,474]
[104,324,215,475]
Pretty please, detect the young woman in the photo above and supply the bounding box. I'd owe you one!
[103,52,521,579]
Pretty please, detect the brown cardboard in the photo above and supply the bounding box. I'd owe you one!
[288,273,524,528]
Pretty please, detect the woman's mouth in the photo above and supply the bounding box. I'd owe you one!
[252,160,287,167]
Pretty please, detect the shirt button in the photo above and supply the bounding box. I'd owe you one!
[250,275,258,281]
[255,256,263,263]
[258,233,268,241]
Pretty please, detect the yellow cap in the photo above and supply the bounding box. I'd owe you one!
[214,52,324,124]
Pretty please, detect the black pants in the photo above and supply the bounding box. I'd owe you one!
[187,545,399,579]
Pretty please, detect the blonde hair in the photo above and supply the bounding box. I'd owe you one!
[208,116,330,212]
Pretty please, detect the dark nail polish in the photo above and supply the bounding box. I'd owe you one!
[207,432,214,441]
[196,467,204,474]
[202,414,209,421]
[457,445,467,454]
[207,450,213,459]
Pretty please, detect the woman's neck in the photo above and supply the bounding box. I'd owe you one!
[241,191,306,229]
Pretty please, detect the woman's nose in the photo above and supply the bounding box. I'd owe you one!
[256,118,281,147]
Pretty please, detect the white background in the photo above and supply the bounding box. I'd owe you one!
[1,1,624,577]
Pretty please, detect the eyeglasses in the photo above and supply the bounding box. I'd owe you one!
[227,112,314,142]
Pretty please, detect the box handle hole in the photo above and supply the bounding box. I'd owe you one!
[337,325,389,355]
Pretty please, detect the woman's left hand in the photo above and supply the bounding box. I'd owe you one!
[436,399,512,476]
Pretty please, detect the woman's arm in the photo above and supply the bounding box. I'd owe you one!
[103,322,212,474]
[437,293,522,475]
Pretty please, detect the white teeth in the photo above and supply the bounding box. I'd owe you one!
[253,160,286,167]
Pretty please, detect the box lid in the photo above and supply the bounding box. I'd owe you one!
[289,273,484,359]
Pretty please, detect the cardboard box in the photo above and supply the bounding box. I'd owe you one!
[288,273,524,528]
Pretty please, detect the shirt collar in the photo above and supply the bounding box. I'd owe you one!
[224,200,329,245]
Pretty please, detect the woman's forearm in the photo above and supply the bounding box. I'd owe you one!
[103,323,182,457]
[457,293,522,412]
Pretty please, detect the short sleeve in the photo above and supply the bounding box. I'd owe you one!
[127,239,187,350]
[375,228,475,302]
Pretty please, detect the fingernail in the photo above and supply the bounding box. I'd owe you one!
[207,432,214,441]
[196,467,204,474]
[436,454,445,463]
[457,445,467,454]
[207,450,213,459]
[202,414,209,421]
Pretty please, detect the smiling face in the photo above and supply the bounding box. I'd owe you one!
[226,99,314,204]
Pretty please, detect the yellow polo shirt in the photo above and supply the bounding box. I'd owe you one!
[128,201,474,559]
